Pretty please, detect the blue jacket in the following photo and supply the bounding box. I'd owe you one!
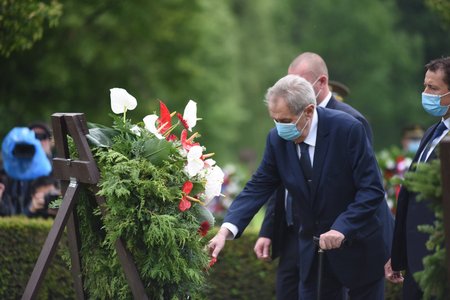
[224,107,391,289]
[259,96,379,258]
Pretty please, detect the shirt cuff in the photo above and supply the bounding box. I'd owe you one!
[221,222,238,239]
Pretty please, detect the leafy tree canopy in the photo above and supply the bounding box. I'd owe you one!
[0,0,62,57]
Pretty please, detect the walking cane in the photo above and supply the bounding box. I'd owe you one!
[313,236,350,300]
[313,236,324,300]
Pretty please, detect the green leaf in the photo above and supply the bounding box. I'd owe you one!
[86,124,118,148]
[142,138,176,166]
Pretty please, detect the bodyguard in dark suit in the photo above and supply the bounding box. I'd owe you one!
[390,56,450,299]
[255,52,378,299]
[209,74,391,300]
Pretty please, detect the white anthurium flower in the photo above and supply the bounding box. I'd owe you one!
[110,88,138,114]
[385,159,395,170]
[183,100,197,131]
[130,125,141,136]
[204,158,216,168]
[185,145,204,177]
[204,165,224,203]
[143,115,164,139]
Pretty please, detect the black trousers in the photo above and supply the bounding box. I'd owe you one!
[402,269,423,300]
[275,227,299,300]
[299,253,384,300]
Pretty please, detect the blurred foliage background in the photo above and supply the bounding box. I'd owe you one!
[1,0,450,166]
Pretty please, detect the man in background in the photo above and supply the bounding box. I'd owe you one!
[389,56,450,299]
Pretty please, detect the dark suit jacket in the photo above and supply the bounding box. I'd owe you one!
[392,122,441,274]
[326,97,373,144]
[259,96,377,258]
[224,107,390,289]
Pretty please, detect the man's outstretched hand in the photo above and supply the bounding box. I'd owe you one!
[208,227,231,259]
[254,237,272,262]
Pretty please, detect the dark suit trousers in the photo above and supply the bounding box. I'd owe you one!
[402,269,423,300]
[299,253,384,300]
[275,226,299,300]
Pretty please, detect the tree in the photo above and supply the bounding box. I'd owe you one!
[283,0,424,150]
[425,0,450,27]
[0,0,62,57]
[0,0,246,162]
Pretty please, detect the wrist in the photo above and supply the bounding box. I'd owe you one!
[218,227,231,239]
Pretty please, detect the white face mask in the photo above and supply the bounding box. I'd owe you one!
[311,77,322,99]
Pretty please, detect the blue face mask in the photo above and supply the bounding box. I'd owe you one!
[274,110,308,141]
[407,139,421,153]
[422,91,450,117]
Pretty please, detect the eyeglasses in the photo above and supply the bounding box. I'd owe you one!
[35,132,50,140]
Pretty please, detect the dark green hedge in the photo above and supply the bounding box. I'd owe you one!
[205,229,277,299]
[0,217,73,300]
[0,217,401,299]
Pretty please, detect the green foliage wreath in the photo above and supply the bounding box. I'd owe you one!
[69,89,220,299]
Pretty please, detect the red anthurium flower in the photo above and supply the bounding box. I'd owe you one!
[198,221,210,237]
[179,181,194,212]
[179,197,191,211]
[177,113,189,130]
[167,134,178,142]
[157,101,172,134]
[181,129,199,151]
[209,257,217,268]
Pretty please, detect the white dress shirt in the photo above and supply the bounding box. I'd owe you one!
[418,117,450,163]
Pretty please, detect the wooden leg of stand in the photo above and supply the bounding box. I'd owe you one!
[22,181,80,300]
[67,210,86,300]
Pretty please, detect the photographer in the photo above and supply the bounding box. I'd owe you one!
[0,127,57,218]
[27,176,59,218]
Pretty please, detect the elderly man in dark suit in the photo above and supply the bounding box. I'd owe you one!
[388,56,450,299]
[209,74,392,299]
[254,52,382,299]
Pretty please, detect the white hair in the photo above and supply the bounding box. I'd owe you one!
[264,74,316,114]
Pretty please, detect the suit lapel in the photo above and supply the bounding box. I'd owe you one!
[310,108,330,203]
[411,123,439,167]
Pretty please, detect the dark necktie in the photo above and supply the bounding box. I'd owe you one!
[299,142,313,187]
[285,143,313,227]
[419,122,447,162]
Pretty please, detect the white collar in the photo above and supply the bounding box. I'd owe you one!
[318,92,332,108]
[303,108,318,147]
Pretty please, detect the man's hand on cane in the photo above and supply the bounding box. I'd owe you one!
[319,229,345,250]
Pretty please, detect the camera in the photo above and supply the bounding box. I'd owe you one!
[12,143,36,159]
[44,193,60,210]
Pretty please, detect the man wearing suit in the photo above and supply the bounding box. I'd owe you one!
[254,52,376,299]
[389,56,450,299]
[209,74,391,299]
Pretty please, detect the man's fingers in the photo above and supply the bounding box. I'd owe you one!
[262,243,270,258]
[319,230,345,250]
[254,238,272,261]
[254,244,263,258]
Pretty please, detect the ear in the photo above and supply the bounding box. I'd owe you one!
[317,75,328,87]
[305,104,315,117]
